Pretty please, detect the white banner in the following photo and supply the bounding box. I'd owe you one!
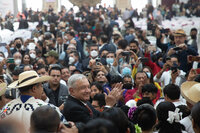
[0,0,14,18]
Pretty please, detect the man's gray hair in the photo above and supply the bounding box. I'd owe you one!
[67,74,87,89]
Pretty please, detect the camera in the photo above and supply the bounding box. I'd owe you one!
[121,51,131,56]
[173,47,182,51]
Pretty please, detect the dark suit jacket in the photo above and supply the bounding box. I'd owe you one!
[43,83,69,107]
[63,95,100,123]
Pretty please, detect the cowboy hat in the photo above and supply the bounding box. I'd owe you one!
[173,29,186,37]
[181,81,200,105]
[0,83,7,96]
[8,70,51,89]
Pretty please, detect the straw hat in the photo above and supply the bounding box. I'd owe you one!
[173,29,186,36]
[8,71,51,89]
[181,81,200,105]
[0,83,7,96]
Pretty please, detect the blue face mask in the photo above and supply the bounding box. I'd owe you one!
[122,67,132,76]
[146,72,151,78]
[106,58,114,64]
[10,47,14,51]
[119,58,123,63]
[158,61,164,68]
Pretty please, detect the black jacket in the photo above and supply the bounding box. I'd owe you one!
[63,95,100,123]
[43,83,69,107]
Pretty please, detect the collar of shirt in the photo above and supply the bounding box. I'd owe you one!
[70,95,87,106]
[20,95,32,103]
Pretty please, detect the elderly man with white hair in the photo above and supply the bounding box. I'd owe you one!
[63,74,124,123]
[13,52,22,67]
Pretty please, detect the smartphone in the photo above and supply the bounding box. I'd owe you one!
[7,58,14,63]
[95,58,101,65]
[188,56,200,62]
[171,63,178,73]
[173,47,182,51]
[63,121,72,128]
[139,57,149,63]
[121,51,131,56]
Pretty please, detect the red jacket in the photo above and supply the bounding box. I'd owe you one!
[144,53,162,76]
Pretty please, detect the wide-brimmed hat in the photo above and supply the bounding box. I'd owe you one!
[0,83,7,96]
[181,81,200,105]
[8,71,51,89]
[173,29,186,37]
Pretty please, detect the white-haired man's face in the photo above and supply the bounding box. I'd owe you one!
[69,78,91,102]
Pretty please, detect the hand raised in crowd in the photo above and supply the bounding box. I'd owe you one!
[104,82,124,107]
[155,28,161,38]
[129,50,138,61]
[167,48,176,56]
[135,58,141,68]
[162,63,170,71]
[89,58,96,69]
[59,122,78,133]
[187,68,197,81]
[96,62,108,75]
[5,44,10,52]
[171,70,179,84]
[178,43,187,50]
[113,49,123,66]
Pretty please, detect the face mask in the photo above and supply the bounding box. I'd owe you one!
[38,36,43,41]
[113,27,118,31]
[15,59,21,66]
[30,53,36,59]
[10,47,14,51]
[106,58,114,65]
[146,72,151,78]
[64,36,68,40]
[90,50,98,58]
[119,58,123,63]
[87,35,91,40]
[16,43,21,49]
[0,57,4,62]
[69,57,75,64]
[191,35,197,39]
[122,67,132,76]
[123,83,132,89]
[158,61,164,68]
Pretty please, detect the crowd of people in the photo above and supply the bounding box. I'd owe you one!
[0,1,200,133]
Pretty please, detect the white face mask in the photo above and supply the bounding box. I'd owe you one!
[113,27,118,31]
[38,36,43,41]
[87,35,91,40]
[69,57,75,64]
[90,50,98,58]
[15,59,21,66]
[0,57,4,62]
[30,53,36,59]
